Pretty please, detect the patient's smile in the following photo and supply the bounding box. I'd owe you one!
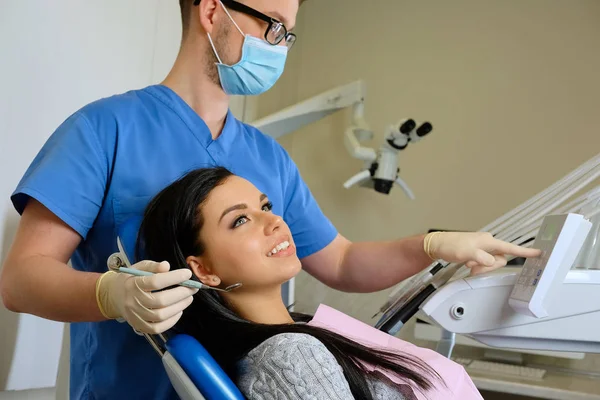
[267,240,295,257]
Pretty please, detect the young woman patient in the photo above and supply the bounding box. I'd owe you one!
[136,167,482,400]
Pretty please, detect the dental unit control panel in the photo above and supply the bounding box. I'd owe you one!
[509,213,592,318]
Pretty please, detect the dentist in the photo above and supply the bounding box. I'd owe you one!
[0,0,540,399]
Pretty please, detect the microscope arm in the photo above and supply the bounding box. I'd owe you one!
[344,125,377,162]
[343,170,371,189]
[395,177,415,200]
[343,102,377,162]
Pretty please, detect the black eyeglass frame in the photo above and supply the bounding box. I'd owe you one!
[193,0,296,48]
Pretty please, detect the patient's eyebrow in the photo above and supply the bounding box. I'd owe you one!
[219,193,268,222]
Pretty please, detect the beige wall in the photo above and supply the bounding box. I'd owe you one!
[254,0,600,380]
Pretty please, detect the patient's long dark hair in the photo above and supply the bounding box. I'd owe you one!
[137,167,443,399]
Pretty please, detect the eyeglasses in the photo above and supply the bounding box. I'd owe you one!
[193,0,297,49]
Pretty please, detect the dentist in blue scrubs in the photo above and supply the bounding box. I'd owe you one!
[0,0,540,398]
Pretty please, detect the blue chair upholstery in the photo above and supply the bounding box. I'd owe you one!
[166,335,245,400]
[115,217,245,400]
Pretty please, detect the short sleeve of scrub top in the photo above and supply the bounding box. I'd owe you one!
[11,111,109,239]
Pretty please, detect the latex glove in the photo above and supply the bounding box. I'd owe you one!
[424,232,542,276]
[96,260,198,334]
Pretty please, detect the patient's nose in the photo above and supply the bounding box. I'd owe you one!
[264,213,283,235]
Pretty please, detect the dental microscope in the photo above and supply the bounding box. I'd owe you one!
[343,101,433,199]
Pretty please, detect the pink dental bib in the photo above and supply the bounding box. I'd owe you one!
[307,304,483,400]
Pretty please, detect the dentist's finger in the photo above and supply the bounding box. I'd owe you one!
[485,240,542,258]
[129,309,185,335]
[472,249,496,267]
[140,285,199,309]
[135,268,193,291]
[468,255,508,275]
[134,295,194,323]
[133,260,171,273]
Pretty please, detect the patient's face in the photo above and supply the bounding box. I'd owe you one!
[195,176,301,290]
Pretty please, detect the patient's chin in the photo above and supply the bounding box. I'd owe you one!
[275,257,302,281]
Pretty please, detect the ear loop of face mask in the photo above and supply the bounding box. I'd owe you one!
[207,1,247,65]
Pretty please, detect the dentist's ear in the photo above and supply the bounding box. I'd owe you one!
[196,0,221,36]
[186,256,221,287]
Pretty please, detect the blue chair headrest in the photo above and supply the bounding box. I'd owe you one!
[166,334,245,400]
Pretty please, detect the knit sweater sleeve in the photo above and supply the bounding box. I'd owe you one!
[235,333,355,400]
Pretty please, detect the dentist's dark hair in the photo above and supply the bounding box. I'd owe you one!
[181,0,308,34]
[137,167,443,399]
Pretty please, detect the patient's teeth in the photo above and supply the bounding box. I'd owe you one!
[268,240,292,256]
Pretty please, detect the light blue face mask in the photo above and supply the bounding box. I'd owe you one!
[207,2,288,96]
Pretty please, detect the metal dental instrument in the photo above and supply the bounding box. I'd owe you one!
[107,237,242,293]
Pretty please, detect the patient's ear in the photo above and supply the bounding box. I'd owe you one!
[186,256,221,287]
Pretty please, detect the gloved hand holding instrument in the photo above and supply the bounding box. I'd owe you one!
[95,258,198,334]
[96,237,242,334]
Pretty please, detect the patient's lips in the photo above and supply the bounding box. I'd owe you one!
[267,237,295,258]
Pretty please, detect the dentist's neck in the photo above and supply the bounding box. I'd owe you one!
[161,36,229,139]
[223,287,294,325]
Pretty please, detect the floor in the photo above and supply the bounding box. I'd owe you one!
[481,390,542,400]
[0,388,55,400]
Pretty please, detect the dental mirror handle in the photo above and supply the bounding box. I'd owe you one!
[115,266,210,290]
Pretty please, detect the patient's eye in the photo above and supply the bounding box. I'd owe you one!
[262,201,273,212]
[231,202,272,228]
[232,215,248,228]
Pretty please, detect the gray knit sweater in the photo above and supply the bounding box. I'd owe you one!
[235,333,417,399]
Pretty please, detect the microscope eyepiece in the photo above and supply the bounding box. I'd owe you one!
[399,119,416,134]
[416,122,432,137]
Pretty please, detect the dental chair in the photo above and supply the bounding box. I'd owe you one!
[110,216,246,400]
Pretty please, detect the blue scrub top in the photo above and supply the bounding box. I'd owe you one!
[11,85,337,399]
